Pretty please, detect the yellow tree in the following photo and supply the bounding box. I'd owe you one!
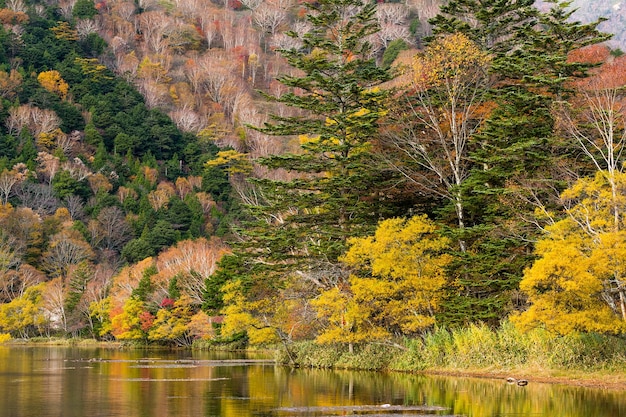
[516,50,626,335]
[0,283,47,338]
[513,172,626,335]
[148,295,194,345]
[220,279,282,345]
[313,215,451,348]
[37,70,69,100]
[51,21,78,41]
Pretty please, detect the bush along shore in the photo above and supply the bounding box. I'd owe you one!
[274,321,626,389]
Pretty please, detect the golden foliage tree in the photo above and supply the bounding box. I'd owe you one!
[109,297,152,340]
[313,215,452,346]
[148,295,194,345]
[51,21,78,41]
[0,283,47,338]
[513,172,626,335]
[37,70,69,100]
[220,279,283,345]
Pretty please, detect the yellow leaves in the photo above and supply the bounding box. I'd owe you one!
[351,107,370,118]
[137,56,171,83]
[515,171,626,335]
[109,297,147,340]
[411,32,491,90]
[562,171,626,233]
[187,310,216,340]
[50,21,78,41]
[306,47,328,63]
[0,283,46,336]
[205,150,252,175]
[148,295,194,342]
[75,58,112,82]
[220,280,280,345]
[36,128,64,152]
[311,285,384,344]
[37,70,69,100]
[314,215,451,343]
[299,134,324,146]
[342,215,451,283]
[89,297,111,337]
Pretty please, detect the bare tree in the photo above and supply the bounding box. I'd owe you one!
[64,194,85,220]
[383,34,492,251]
[253,3,287,36]
[169,105,202,132]
[113,1,136,21]
[61,158,92,181]
[0,166,27,205]
[76,18,100,39]
[43,230,94,278]
[6,0,27,13]
[7,105,61,137]
[43,278,68,332]
[93,206,133,252]
[376,3,409,25]
[137,10,172,54]
[36,152,60,185]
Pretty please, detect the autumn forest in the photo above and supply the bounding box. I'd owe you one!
[0,0,625,358]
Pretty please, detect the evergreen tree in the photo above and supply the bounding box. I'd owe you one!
[429,0,538,54]
[219,0,399,341]
[245,0,396,284]
[72,0,98,19]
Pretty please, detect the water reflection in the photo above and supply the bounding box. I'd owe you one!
[0,346,623,417]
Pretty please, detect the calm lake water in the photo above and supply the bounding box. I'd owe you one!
[0,346,623,417]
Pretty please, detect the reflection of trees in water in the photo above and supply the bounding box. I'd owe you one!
[425,374,625,417]
[1,348,624,417]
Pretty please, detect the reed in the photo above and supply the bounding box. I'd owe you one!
[279,321,626,375]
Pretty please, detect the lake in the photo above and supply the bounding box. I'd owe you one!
[0,346,623,417]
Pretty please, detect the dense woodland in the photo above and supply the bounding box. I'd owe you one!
[0,0,625,348]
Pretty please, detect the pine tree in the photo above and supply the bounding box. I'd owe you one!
[219,0,399,344]
[245,0,396,282]
[429,0,538,54]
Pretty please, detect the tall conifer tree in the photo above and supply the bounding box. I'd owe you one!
[216,0,398,341]
[250,0,395,274]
